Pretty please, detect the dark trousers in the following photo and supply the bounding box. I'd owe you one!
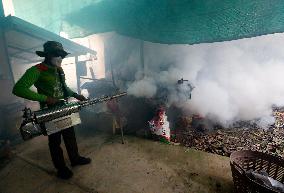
[48,127,79,170]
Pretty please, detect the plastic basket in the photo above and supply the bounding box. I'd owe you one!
[230,150,284,193]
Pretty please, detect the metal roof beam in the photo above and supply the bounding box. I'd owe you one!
[8,45,36,56]
[10,54,37,63]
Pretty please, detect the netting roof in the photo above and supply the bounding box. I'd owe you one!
[12,0,284,44]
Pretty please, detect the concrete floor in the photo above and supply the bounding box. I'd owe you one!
[0,129,234,193]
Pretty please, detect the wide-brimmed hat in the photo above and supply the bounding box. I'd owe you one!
[36,41,70,58]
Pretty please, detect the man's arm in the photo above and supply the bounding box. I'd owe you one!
[61,73,86,101]
[65,85,76,97]
[62,81,86,101]
[58,67,87,101]
[12,66,47,102]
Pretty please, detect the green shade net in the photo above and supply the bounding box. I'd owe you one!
[12,0,284,44]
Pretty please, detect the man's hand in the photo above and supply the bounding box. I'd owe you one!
[46,97,60,105]
[74,93,87,101]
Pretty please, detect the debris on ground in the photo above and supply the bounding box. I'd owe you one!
[173,108,284,157]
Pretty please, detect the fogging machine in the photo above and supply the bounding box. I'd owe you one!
[19,92,127,141]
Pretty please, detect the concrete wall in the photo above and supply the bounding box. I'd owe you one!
[0,17,24,138]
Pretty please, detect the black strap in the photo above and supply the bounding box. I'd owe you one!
[57,67,69,100]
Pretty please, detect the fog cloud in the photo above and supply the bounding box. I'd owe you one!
[125,33,284,126]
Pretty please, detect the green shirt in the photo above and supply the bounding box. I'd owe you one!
[12,63,76,103]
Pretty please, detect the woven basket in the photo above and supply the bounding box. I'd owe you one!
[230,150,284,193]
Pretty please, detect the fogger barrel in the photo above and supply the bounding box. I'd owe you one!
[19,92,127,140]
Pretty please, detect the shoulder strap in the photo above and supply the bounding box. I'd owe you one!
[57,67,69,99]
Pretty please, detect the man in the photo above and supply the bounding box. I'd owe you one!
[12,41,91,179]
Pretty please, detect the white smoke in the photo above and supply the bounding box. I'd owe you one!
[127,77,157,98]
[125,33,284,127]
